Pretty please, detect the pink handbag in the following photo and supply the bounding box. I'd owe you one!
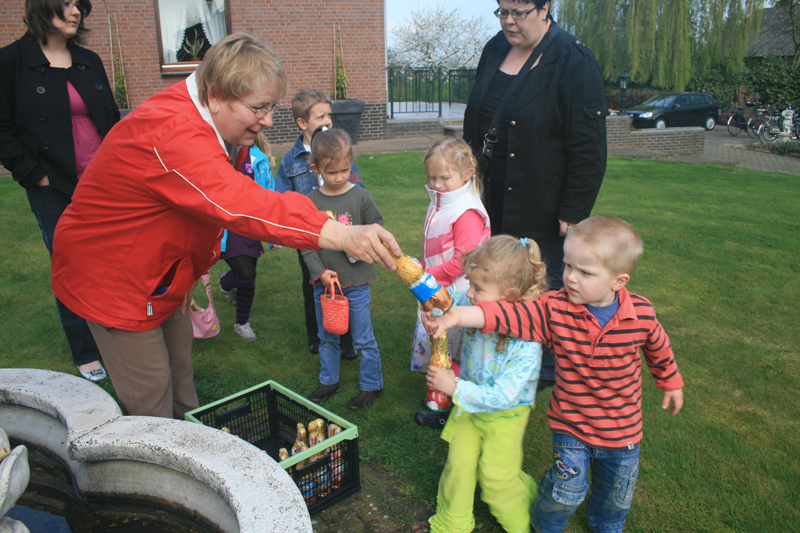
[190,272,220,339]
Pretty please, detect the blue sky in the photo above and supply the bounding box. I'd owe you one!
[385,0,499,47]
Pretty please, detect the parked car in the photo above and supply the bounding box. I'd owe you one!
[626,93,719,130]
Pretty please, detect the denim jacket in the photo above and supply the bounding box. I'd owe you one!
[276,133,363,194]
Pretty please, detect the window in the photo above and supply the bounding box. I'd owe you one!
[155,0,230,74]
[689,95,707,106]
[673,95,690,107]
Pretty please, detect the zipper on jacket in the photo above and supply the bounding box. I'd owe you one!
[147,301,153,316]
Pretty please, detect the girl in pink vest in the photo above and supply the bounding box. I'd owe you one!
[413,138,491,429]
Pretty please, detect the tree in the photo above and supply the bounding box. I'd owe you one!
[773,0,800,66]
[390,5,494,69]
[555,0,765,91]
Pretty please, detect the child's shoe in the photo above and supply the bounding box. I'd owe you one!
[340,348,358,360]
[218,271,237,306]
[308,383,340,403]
[233,322,256,342]
[414,409,450,429]
[346,389,382,410]
[425,389,452,411]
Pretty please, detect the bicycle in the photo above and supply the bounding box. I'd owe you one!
[727,106,748,136]
[727,102,760,137]
[747,106,769,138]
[757,103,797,144]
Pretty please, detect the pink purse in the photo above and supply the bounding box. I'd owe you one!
[190,272,220,339]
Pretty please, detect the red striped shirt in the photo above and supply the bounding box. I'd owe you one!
[477,287,683,449]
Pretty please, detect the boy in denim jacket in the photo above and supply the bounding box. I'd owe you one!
[276,88,363,357]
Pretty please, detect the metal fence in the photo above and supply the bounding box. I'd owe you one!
[387,67,477,118]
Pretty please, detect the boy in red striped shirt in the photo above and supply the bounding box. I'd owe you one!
[423,216,684,533]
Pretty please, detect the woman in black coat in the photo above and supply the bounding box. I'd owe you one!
[462,0,608,388]
[0,0,119,381]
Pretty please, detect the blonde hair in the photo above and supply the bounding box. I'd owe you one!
[310,128,353,168]
[462,235,549,303]
[253,132,275,168]
[462,235,549,352]
[424,138,483,196]
[292,88,332,122]
[566,216,644,275]
[196,33,288,108]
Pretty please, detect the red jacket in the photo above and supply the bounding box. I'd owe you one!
[52,78,329,331]
[476,287,684,449]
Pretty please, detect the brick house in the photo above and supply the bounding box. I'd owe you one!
[1,0,388,143]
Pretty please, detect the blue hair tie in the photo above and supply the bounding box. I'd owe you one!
[519,238,529,247]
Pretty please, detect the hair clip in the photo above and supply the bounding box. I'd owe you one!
[519,238,529,247]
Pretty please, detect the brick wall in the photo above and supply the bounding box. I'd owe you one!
[607,115,704,156]
[1,0,387,143]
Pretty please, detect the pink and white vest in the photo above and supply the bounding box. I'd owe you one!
[422,181,491,293]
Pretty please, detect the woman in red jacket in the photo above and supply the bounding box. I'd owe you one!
[51,33,399,419]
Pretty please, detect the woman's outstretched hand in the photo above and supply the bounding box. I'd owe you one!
[318,219,399,271]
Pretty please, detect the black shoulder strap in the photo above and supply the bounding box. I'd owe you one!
[481,22,563,160]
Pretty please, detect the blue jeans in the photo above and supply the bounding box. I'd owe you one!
[531,433,640,533]
[536,236,565,381]
[26,186,101,367]
[313,284,383,391]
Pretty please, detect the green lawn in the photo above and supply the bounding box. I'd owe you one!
[1,155,798,532]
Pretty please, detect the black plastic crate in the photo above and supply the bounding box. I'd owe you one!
[186,380,360,515]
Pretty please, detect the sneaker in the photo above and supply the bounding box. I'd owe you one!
[233,322,257,342]
[309,343,320,354]
[79,366,108,383]
[308,383,340,403]
[537,379,555,392]
[346,389,382,410]
[341,349,358,360]
[218,271,236,306]
[415,409,450,429]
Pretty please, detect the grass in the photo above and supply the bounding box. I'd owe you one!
[1,154,799,532]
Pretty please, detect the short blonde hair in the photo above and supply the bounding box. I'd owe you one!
[196,33,288,107]
[566,216,644,275]
[462,235,548,303]
[292,88,332,122]
[424,138,483,197]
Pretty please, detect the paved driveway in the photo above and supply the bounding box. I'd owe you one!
[681,126,800,176]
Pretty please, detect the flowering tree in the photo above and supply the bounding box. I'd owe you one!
[390,5,495,69]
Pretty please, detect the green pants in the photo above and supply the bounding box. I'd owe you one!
[429,405,536,533]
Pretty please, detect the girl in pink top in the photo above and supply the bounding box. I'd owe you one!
[412,138,490,429]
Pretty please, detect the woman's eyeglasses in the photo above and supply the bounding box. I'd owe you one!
[238,98,282,119]
[493,7,537,20]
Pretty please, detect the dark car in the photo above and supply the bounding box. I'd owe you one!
[626,93,719,130]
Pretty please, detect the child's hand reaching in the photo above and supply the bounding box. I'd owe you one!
[426,366,457,396]
[662,388,684,415]
[422,308,461,338]
[320,270,338,287]
[422,305,487,338]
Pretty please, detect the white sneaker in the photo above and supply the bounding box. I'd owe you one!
[233,322,257,342]
[218,271,237,306]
